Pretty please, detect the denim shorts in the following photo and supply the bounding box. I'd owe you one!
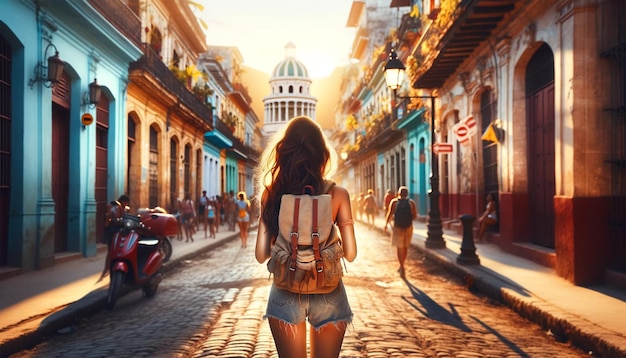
[264,281,353,330]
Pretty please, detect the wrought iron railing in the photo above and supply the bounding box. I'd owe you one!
[88,0,141,47]
[129,44,212,127]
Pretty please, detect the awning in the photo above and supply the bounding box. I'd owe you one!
[397,108,426,131]
[413,0,519,89]
[390,0,412,8]
[205,130,232,149]
[346,0,365,27]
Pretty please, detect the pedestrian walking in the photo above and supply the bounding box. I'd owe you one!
[214,195,222,232]
[181,193,196,242]
[355,192,364,221]
[362,188,378,230]
[198,190,209,238]
[384,186,417,278]
[383,188,395,214]
[226,190,237,231]
[236,191,251,248]
[206,197,217,238]
[255,116,357,358]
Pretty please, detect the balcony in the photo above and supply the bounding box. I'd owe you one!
[412,0,520,89]
[129,44,213,129]
[214,116,259,163]
[88,0,141,47]
[229,83,252,111]
[351,27,369,61]
[351,112,403,159]
[397,13,423,49]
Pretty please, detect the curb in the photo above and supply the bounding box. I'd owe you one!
[406,229,626,358]
[0,231,242,358]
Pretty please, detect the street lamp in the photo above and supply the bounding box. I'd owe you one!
[384,49,445,249]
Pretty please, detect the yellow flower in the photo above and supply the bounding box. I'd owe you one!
[185,65,203,81]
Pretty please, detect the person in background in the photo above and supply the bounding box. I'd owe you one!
[384,186,417,279]
[355,192,364,222]
[169,193,183,241]
[476,193,498,243]
[214,195,222,233]
[99,194,130,281]
[198,190,209,238]
[236,191,251,248]
[383,189,395,215]
[255,116,357,358]
[206,196,217,239]
[181,192,196,242]
[226,190,237,232]
[362,189,378,230]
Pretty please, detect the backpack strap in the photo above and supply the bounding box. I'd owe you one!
[311,197,325,289]
[288,198,301,284]
[323,180,336,194]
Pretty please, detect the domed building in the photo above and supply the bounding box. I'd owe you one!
[262,43,317,139]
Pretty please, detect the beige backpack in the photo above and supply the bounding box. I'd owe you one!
[267,182,344,294]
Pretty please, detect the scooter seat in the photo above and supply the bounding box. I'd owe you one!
[138,239,159,246]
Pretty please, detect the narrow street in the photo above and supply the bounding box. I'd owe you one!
[11,222,586,358]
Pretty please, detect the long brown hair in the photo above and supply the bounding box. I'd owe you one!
[257,116,336,237]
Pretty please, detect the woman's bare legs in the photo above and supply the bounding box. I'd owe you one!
[237,221,246,248]
[397,247,408,278]
[477,217,496,242]
[268,318,307,358]
[242,222,249,248]
[311,322,347,358]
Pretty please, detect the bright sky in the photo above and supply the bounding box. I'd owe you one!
[200,1,357,79]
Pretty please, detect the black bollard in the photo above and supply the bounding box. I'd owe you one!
[456,214,480,265]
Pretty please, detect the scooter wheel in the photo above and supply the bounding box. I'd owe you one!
[161,237,173,263]
[107,271,124,310]
[143,275,160,298]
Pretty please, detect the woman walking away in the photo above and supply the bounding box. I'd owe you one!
[255,116,357,358]
[207,197,217,238]
[236,191,251,248]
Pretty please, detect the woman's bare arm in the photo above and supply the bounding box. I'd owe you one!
[255,219,272,263]
[332,185,357,262]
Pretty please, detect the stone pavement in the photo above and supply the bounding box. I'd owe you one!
[365,214,626,358]
[0,215,625,357]
[0,223,247,357]
[6,220,588,357]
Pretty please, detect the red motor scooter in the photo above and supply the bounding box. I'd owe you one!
[106,211,178,310]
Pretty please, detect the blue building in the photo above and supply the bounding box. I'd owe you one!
[0,0,142,271]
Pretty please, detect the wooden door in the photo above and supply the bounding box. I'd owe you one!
[0,34,11,265]
[51,73,71,253]
[526,44,555,248]
[51,103,70,252]
[95,97,110,243]
[527,83,555,248]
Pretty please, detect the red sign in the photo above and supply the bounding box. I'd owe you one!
[453,115,477,145]
[433,143,454,154]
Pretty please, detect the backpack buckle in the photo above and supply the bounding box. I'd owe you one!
[290,232,299,239]
[311,232,320,239]
[316,260,324,272]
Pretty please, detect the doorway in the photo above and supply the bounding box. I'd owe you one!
[525,44,556,248]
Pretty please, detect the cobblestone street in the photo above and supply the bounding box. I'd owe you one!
[11,222,587,358]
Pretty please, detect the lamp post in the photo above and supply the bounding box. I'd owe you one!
[384,49,445,249]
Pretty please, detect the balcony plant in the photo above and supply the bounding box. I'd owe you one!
[346,114,359,131]
[222,111,238,132]
[193,82,213,103]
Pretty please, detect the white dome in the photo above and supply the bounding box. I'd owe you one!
[271,42,310,79]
